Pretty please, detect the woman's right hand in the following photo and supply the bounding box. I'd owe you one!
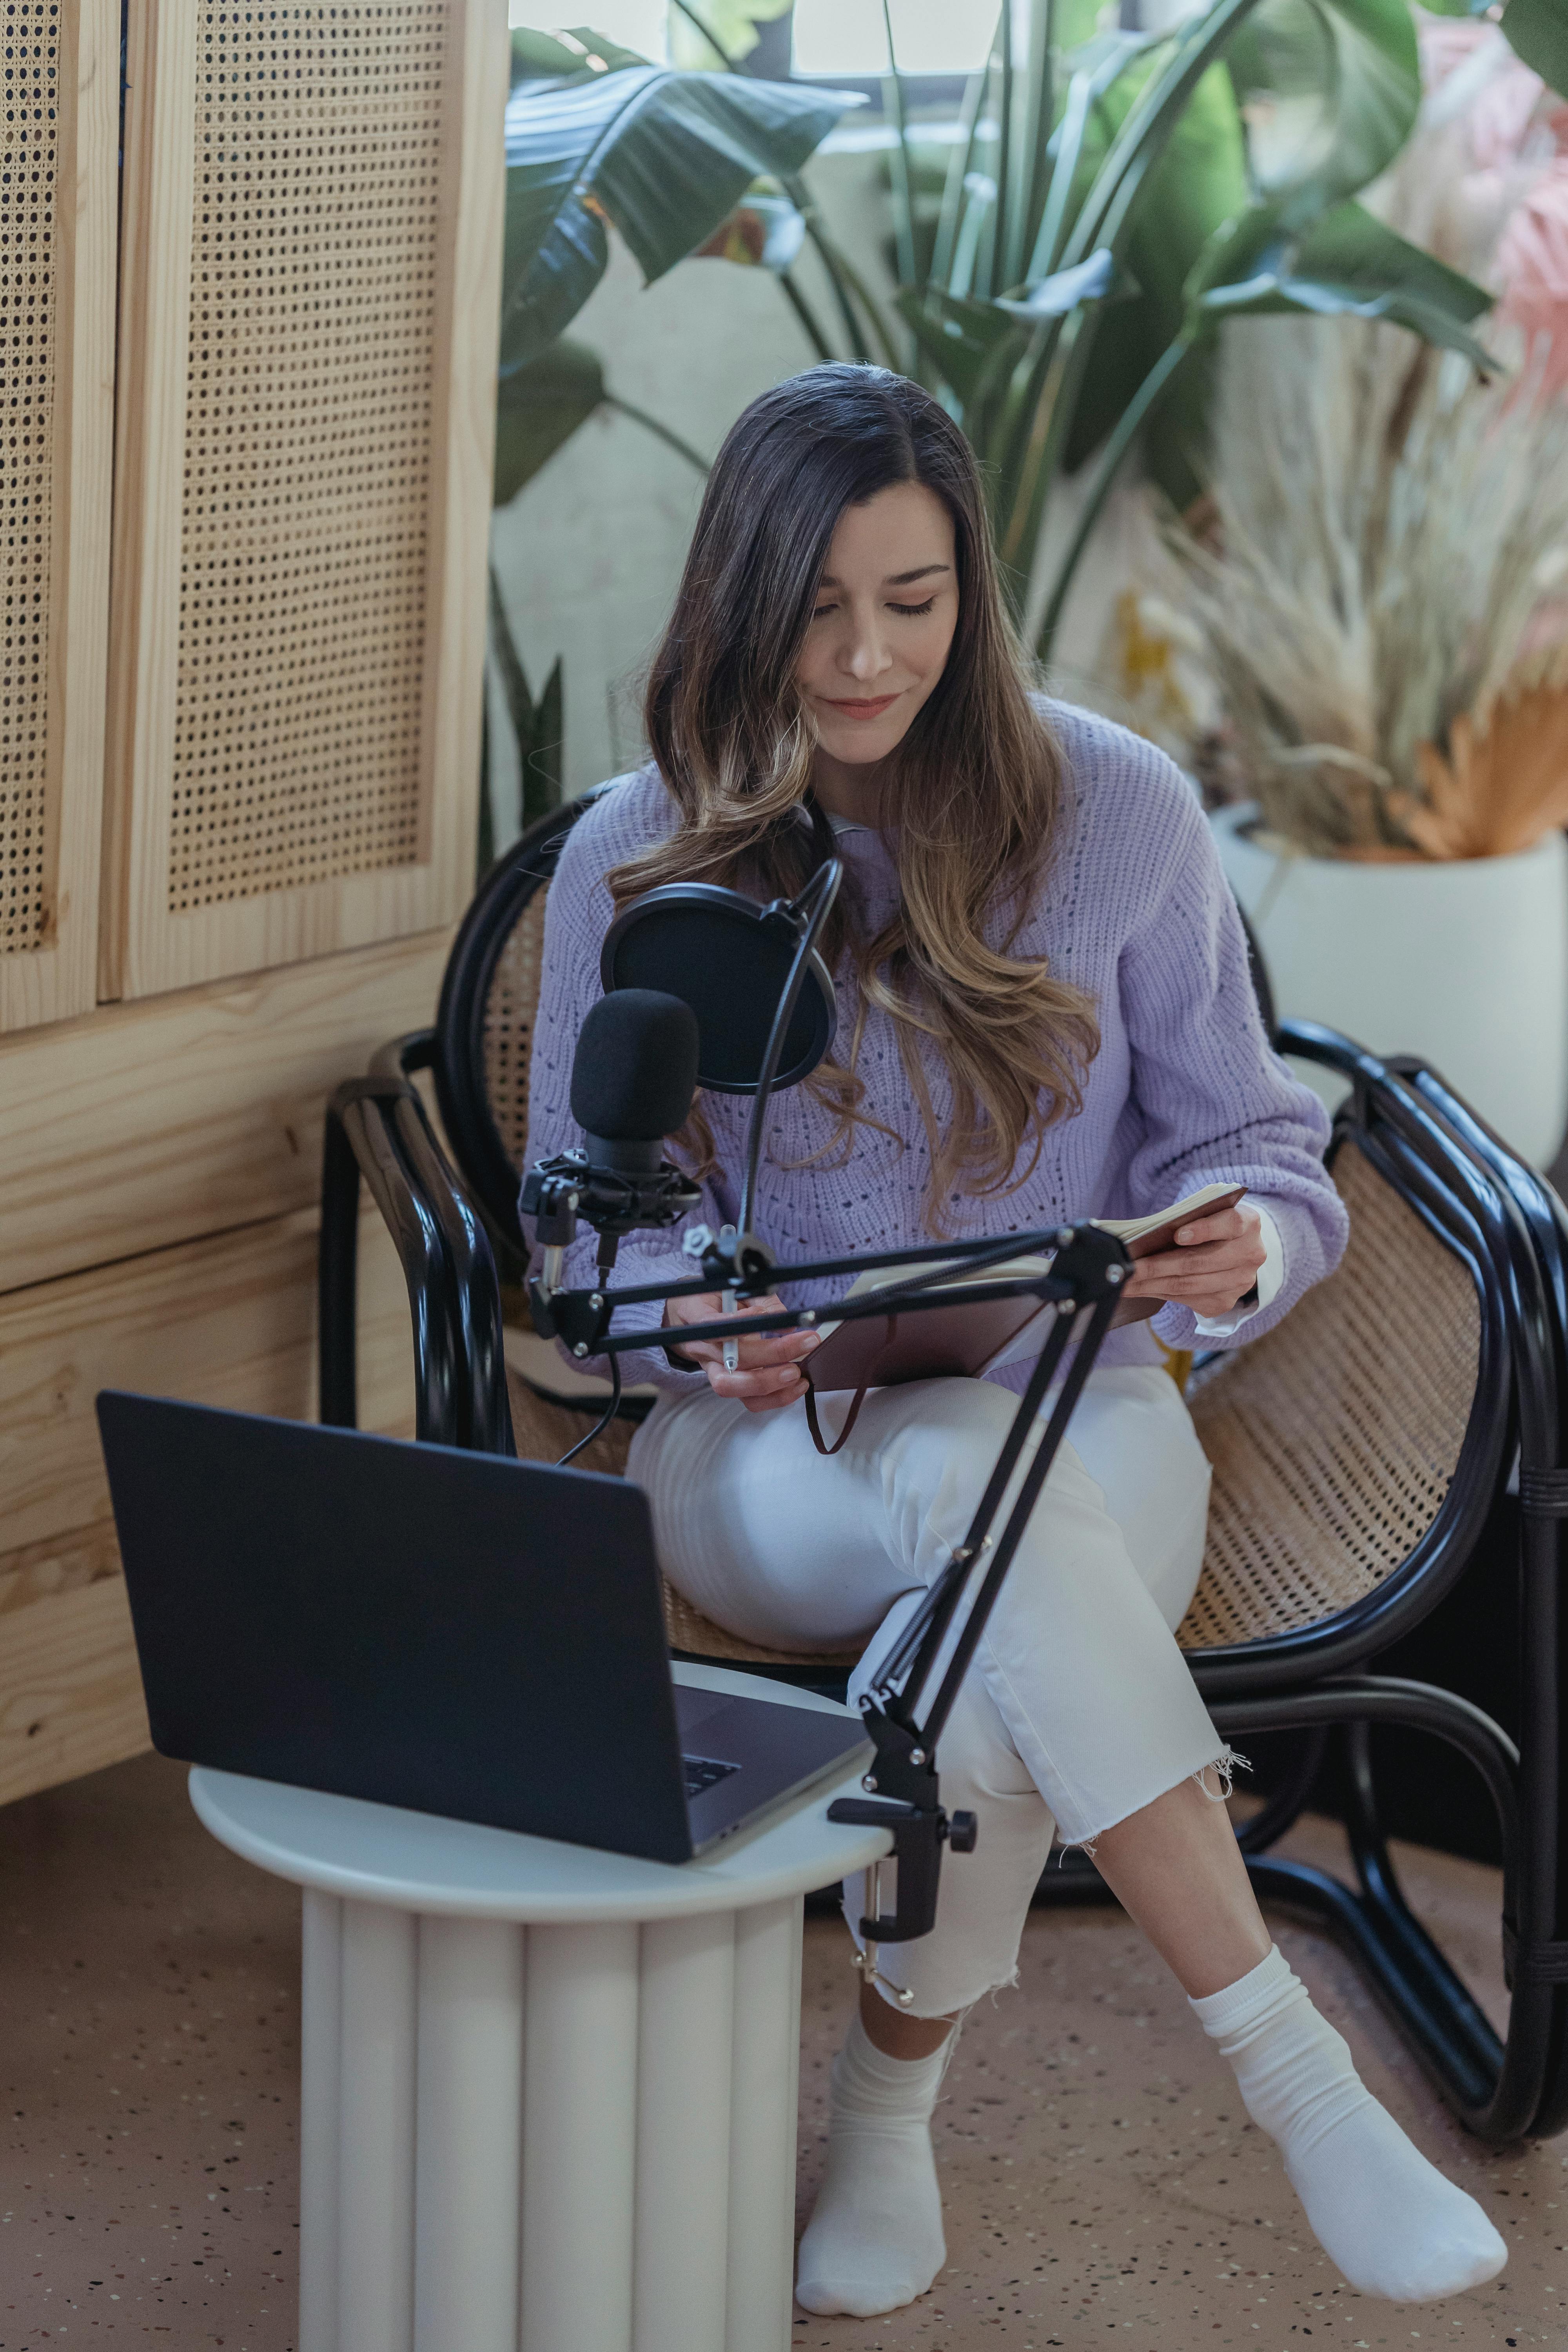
[664,1290,820,1413]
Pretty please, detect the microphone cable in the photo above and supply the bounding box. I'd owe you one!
[554,1349,624,1470]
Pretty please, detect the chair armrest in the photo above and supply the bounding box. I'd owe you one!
[320,1078,469,1446]
[383,1088,515,1457]
[369,1027,437,1080]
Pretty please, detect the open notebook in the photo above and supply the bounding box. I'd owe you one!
[798,1184,1245,1452]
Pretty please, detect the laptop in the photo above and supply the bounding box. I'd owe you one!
[95,1392,869,1865]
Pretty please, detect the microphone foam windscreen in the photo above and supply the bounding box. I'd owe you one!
[570,989,700,1142]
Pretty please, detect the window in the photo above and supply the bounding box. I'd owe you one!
[508,3,1011,80]
[792,0,993,76]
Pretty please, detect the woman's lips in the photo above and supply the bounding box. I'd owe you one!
[821,692,899,720]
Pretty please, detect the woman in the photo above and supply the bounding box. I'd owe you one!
[524,366,1505,2318]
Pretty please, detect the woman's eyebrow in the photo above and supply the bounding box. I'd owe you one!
[817,563,953,589]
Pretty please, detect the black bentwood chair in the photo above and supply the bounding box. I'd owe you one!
[318,797,1568,2146]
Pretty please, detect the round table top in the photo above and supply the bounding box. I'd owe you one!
[189,1664,892,1924]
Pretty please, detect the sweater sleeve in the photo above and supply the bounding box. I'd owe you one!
[1115,767,1348,1353]
[521,784,719,1396]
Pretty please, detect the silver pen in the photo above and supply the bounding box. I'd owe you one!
[719,1224,740,1370]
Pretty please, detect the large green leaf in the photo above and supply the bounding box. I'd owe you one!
[502,65,860,358]
[896,253,1122,414]
[1500,0,1568,98]
[995,248,1125,320]
[896,286,1028,410]
[1223,0,1418,229]
[1059,53,1248,492]
[494,338,606,507]
[1054,0,1417,487]
[1192,200,1495,365]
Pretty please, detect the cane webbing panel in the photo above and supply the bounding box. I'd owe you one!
[483,883,549,1169]
[1179,1142,1480,1652]
[505,1364,861,1672]
[169,4,448,913]
[0,3,59,957]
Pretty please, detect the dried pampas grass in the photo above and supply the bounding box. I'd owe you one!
[1172,316,1568,857]
[1395,673,1568,857]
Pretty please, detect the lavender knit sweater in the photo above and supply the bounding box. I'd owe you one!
[524,702,1348,1396]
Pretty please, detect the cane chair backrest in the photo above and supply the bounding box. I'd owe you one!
[1180,1138,1481,1651]
[481,886,550,1182]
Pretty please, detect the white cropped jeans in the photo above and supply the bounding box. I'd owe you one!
[628,1366,1234,2017]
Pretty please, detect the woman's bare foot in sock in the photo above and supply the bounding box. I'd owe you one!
[1192,1949,1506,2301]
[795,2002,949,2317]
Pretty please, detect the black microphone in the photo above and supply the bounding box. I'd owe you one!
[523,990,703,1303]
[570,989,699,1174]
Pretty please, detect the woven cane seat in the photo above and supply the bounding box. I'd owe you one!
[504,1364,862,1675]
[1179,1139,1479,1651]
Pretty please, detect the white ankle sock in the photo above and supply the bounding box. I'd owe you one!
[1192,1947,1506,2302]
[795,2004,949,2318]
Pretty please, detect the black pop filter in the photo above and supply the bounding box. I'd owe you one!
[570,989,699,1146]
[599,882,837,1096]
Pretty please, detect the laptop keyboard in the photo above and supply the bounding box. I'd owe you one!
[683,1753,741,1799]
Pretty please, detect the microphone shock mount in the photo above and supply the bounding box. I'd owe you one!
[523,1149,701,1340]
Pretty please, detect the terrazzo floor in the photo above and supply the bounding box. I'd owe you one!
[1,1753,1562,2350]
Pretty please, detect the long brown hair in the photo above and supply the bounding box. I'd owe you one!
[610,364,1099,1222]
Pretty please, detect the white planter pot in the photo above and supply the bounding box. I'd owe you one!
[1212,802,1568,1169]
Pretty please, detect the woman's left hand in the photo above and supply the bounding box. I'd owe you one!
[1120,1203,1267,1321]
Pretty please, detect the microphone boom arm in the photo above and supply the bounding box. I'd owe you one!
[733,853,842,1266]
[532,1220,1131,1953]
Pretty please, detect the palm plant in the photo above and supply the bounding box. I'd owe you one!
[492,0,1567,714]
[713,0,1526,656]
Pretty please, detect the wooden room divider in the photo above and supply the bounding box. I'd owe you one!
[0,0,509,1808]
[0,0,118,1035]
[104,0,503,999]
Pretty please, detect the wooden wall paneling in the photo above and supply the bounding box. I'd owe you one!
[0,926,452,1293]
[0,0,119,1033]
[0,1203,418,1561]
[103,0,509,1002]
[0,1198,419,1807]
[0,1576,150,1809]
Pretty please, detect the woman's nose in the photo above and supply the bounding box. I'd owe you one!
[840,617,893,680]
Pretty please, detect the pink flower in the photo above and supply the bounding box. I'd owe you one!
[1495,161,1568,395]
[1416,16,1568,169]
[1470,65,1568,171]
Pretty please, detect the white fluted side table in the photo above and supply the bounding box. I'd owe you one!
[189,1663,890,2352]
